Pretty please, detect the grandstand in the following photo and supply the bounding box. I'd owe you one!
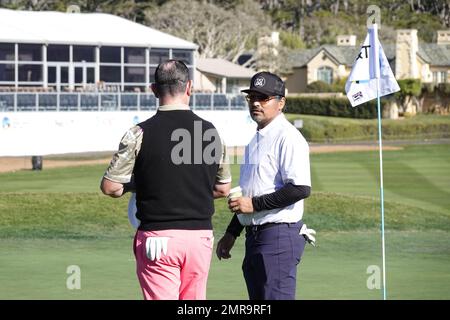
[0,92,247,112]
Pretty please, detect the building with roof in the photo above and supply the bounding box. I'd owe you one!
[0,8,197,92]
[194,58,255,94]
[285,30,450,94]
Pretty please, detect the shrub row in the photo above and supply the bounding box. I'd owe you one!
[295,116,450,143]
[285,96,382,119]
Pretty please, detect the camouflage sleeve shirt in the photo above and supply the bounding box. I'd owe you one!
[103,125,143,183]
[103,125,232,184]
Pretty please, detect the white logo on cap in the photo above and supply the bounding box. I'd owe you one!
[254,77,265,87]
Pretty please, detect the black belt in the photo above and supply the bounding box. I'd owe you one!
[245,222,296,233]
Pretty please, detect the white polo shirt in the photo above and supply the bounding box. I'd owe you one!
[237,113,311,226]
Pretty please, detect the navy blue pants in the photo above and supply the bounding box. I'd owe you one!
[242,221,306,300]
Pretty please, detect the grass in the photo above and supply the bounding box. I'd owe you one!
[1,143,448,214]
[310,144,450,215]
[0,143,449,299]
[0,165,105,193]
[1,231,449,300]
[1,192,449,240]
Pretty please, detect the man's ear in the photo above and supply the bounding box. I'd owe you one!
[151,83,159,98]
[278,97,286,112]
[186,80,193,96]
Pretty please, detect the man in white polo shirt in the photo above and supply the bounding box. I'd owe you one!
[216,71,315,300]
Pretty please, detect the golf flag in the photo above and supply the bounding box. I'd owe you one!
[345,23,397,300]
[345,24,400,107]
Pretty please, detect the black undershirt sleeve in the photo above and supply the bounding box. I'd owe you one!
[225,213,245,239]
[225,183,311,239]
[252,183,311,212]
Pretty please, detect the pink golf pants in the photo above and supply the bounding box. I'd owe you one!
[133,229,214,300]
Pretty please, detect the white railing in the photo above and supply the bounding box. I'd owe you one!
[0,92,247,112]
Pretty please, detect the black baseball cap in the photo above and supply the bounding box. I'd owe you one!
[241,71,285,97]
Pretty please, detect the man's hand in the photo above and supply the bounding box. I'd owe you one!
[213,182,231,199]
[100,177,125,198]
[216,232,236,260]
[228,197,254,214]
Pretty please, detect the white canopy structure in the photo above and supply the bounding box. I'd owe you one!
[0,8,197,49]
[0,9,197,92]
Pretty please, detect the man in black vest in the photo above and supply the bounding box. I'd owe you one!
[100,60,231,300]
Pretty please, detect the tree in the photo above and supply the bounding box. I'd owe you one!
[145,0,269,62]
[396,79,422,115]
[2,0,161,22]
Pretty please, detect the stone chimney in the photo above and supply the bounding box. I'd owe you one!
[257,32,280,72]
[271,31,280,46]
[395,29,419,79]
[437,30,450,45]
[337,35,356,46]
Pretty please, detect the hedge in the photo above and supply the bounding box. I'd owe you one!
[285,96,383,119]
[285,114,450,143]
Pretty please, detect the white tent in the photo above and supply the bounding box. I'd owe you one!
[0,8,197,49]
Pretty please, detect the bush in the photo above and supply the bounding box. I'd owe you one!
[287,114,450,143]
[437,83,450,96]
[396,79,422,102]
[305,79,347,93]
[279,30,306,49]
[422,83,435,94]
[285,96,381,119]
[400,79,422,97]
[305,81,334,93]
[299,118,378,142]
[330,77,347,93]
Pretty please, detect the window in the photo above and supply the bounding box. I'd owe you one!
[125,67,145,82]
[75,67,95,84]
[0,43,15,61]
[433,71,448,83]
[47,45,70,62]
[172,50,193,65]
[47,66,56,84]
[433,72,438,83]
[215,78,222,93]
[317,66,333,84]
[73,46,95,62]
[47,66,69,84]
[125,47,145,64]
[149,66,157,83]
[226,78,239,94]
[100,66,121,82]
[19,44,42,61]
[0,64,14,81]
[18,64,42,82]
[440,71,447,83]
[100,46,121,63]
[150,49,169,65]
[188,67,194,81]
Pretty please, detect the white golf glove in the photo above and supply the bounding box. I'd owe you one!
[299,224,316,246]
[145,237,170,261]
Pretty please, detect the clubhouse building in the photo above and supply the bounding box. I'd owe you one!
[0,8,197,93]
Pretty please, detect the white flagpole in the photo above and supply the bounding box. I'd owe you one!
[376,77,387,300]
[371,24,387,300]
